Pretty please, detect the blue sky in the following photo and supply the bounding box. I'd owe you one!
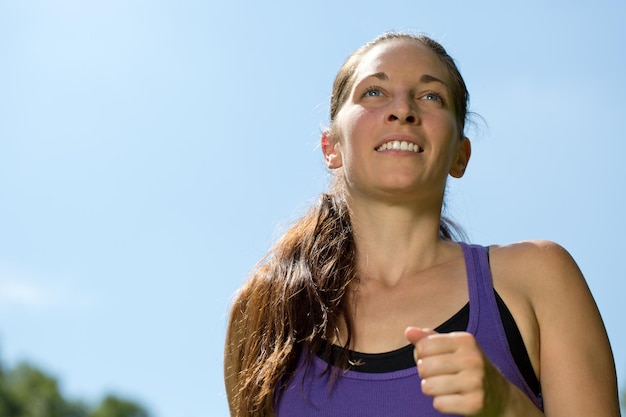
[1,1,625,416]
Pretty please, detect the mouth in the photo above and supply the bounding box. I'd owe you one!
[375,140,423,153]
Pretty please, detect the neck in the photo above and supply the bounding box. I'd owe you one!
[347,196,454,287]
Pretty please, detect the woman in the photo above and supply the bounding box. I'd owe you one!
[224,32,620,417]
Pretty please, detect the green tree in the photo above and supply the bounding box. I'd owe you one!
[5,363,67,417]
[0,364,21,417]
[0,356,150,417]
[64,400,90,417]
[91,396,149,417]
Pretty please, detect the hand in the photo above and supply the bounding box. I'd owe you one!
[405,327,510,416]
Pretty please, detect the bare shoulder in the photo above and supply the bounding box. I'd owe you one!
[489,240,620,415]
[489,239,576,268]
[489,239,595,320]
[488,239,583,293]
[487,239,591,337]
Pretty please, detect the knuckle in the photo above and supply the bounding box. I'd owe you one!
[453,331,472,342]
[467,373,484,390]
[461,352,484,370]
[455,332,479,349]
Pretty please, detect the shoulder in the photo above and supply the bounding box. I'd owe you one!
[488,239,594,320]
[485,244,619,414]
[488,240,581,286]
[487,239,592,323]
[489,239,575,267]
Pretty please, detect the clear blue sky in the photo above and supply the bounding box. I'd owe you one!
[1,1,625,416]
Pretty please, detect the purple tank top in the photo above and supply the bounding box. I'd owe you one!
[274,243,543,416]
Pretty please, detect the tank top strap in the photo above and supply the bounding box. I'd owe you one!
[459,242,495,334]
[458,242,543,409]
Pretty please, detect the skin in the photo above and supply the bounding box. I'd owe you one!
[322,38,620,416]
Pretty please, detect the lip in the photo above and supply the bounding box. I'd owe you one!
[375,134,424,153]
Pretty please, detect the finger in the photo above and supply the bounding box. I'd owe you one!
[404,327,437,346]
[431,392,485,416]
[431,393,464,414]
[416,331,475,358]
[423,377,486,414]
[420,372,482,398]
[417,352,463,379]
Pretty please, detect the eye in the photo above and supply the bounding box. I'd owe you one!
[421,92,444,103]
[362,87,384,97]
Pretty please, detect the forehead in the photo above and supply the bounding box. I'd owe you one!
[352,39,449,84]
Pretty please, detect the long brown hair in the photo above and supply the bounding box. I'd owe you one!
[224,32,470,417]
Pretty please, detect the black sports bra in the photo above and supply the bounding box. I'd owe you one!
[319,291,541,396]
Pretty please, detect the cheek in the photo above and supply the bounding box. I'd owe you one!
[428,111,457,133]
[337,109,375,149]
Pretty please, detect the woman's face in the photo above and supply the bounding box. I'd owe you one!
[323,38,470,204]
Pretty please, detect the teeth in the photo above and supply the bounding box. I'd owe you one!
[376,140,421,153]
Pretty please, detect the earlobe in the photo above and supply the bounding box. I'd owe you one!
[450,137,471,178]
[321,132,342,169]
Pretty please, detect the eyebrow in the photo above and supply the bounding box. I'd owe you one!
[369,72,389,81]
[363,72,447,86]
[419,74,448,86]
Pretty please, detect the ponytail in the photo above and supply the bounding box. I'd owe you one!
[225,191,357,417]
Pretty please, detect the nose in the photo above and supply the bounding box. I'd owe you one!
[388,113,417,123]
[387,95,418,124]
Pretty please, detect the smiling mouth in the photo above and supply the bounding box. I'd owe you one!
[375,140,423,153]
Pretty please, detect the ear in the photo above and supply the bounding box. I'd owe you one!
[321,131,342,169]
[449,137,471,178]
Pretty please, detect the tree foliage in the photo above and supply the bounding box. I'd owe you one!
[91,396,149,417]
[0,359,150,417]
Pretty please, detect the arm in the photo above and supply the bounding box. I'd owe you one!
[406,240,620,416]
[490,240,619,416]
[522,241,620,416]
